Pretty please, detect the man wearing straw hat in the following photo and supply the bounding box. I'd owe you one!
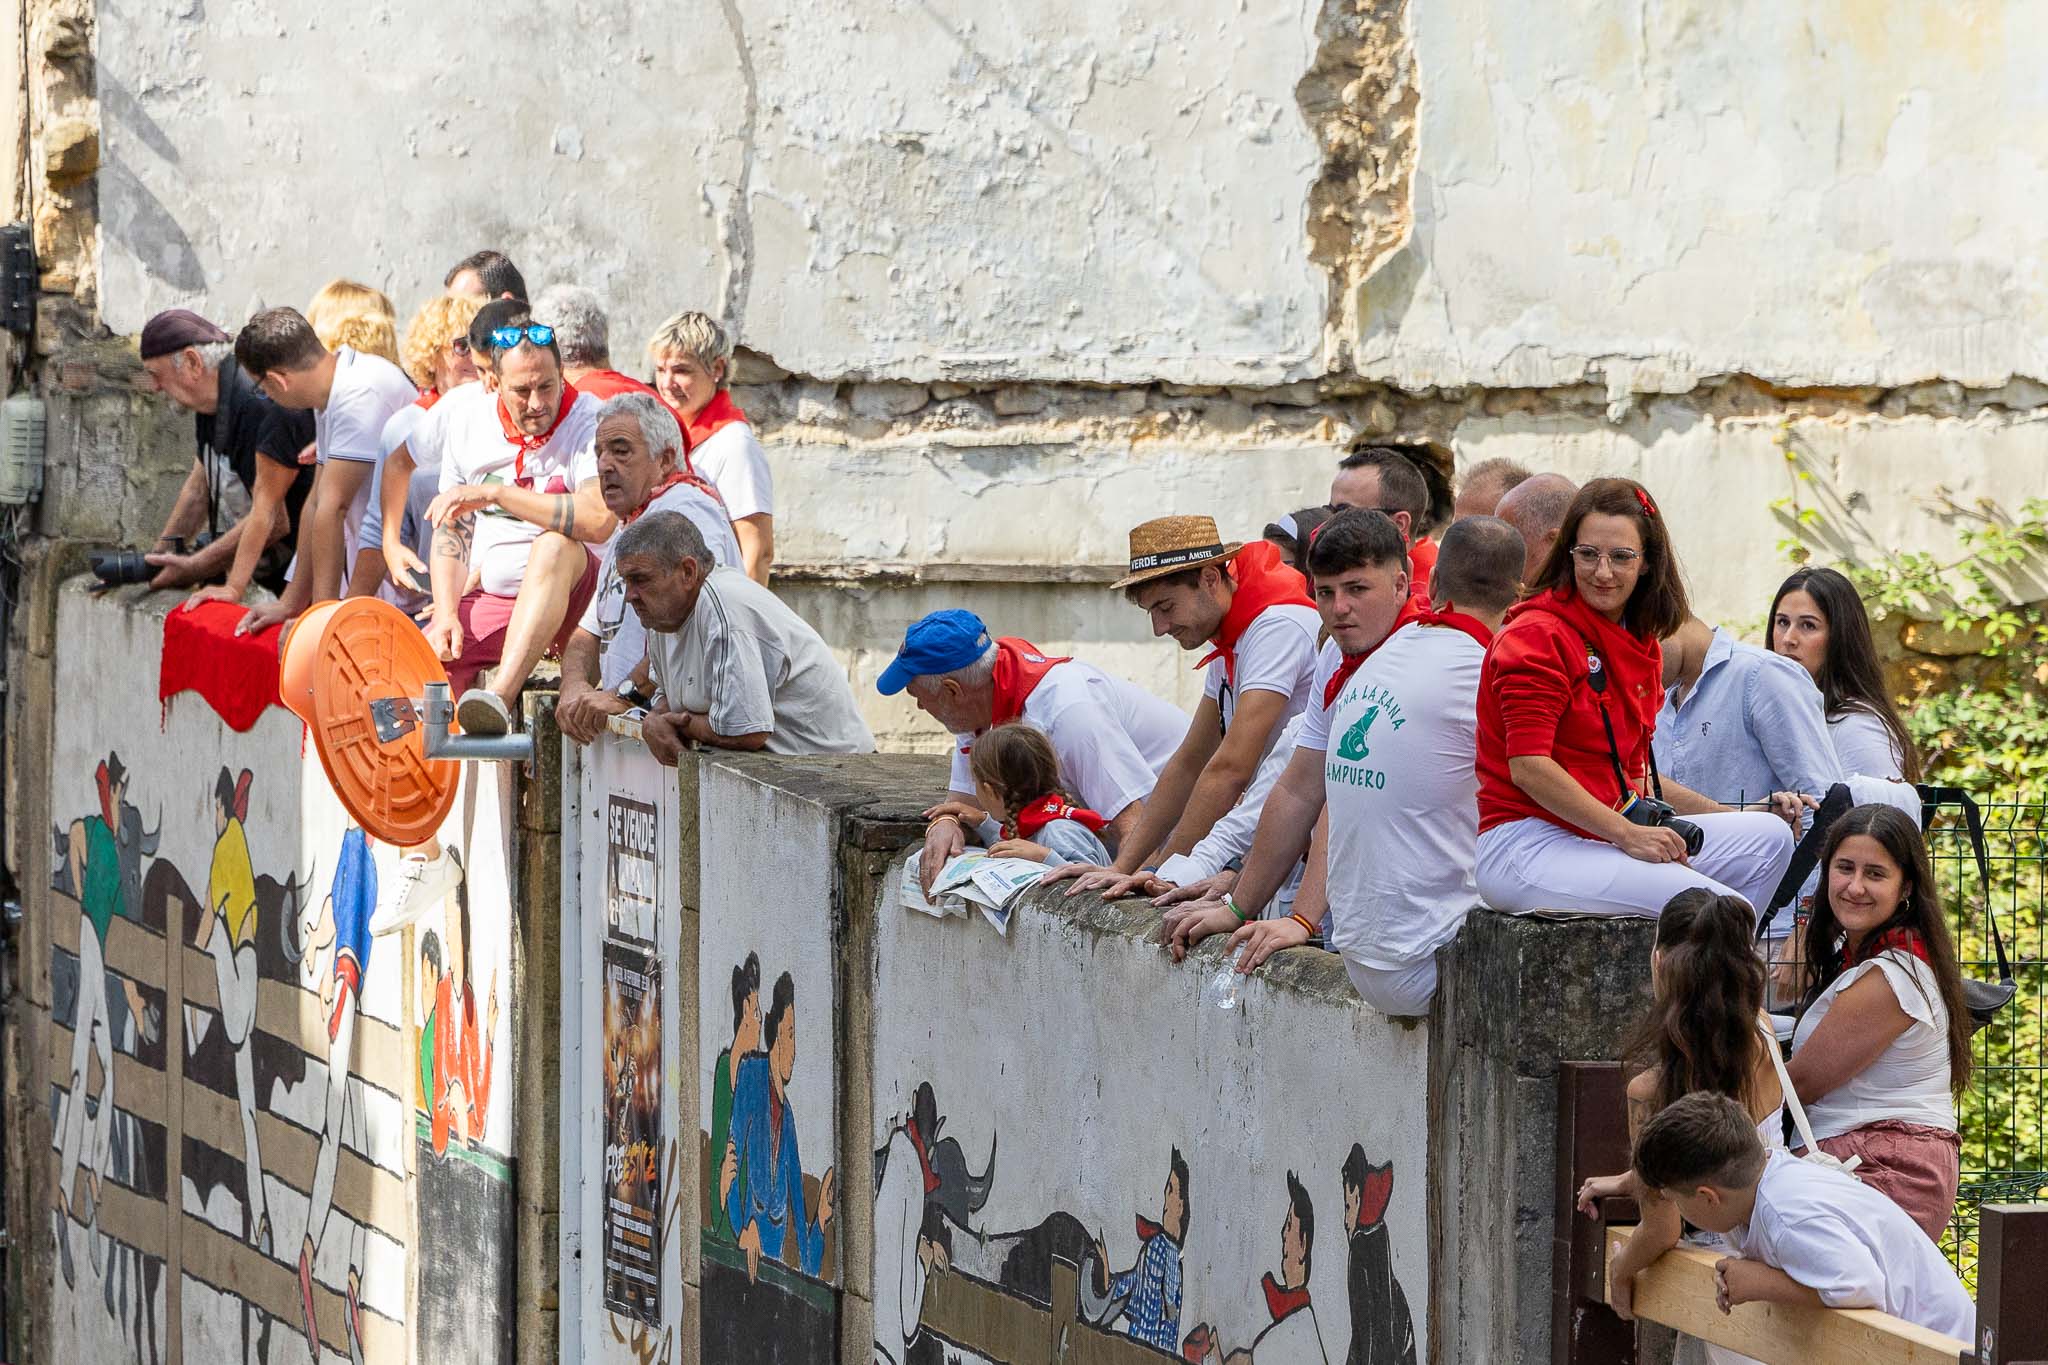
[878,610,1186,894]
[1051,515,1321,896]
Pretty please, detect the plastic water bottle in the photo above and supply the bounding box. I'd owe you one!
[1204,944,1249,1011]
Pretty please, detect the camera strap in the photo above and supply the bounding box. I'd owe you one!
[1581,640,1662,803]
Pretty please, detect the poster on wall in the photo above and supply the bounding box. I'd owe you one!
[602,940,662,1323]
[605,793,660,947]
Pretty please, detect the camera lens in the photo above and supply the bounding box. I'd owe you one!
[1666,817,1706,858]
[89,549,155,587]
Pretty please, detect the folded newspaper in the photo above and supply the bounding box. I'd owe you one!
[899,851,1049,935]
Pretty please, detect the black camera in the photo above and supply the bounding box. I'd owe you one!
[91,532,216,587]
[1621,792,1704,856]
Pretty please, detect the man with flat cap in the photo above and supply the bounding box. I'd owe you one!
[138,308,315,602]
[879,608,1185,893]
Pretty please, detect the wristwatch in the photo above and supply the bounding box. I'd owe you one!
[615,679,655,710]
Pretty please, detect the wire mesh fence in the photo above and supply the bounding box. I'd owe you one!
[1926,800,2048,1288]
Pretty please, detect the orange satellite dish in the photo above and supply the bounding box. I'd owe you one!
[278,598,461,847]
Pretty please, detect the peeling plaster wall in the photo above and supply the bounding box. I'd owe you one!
[1363,0,2048,393]
[96,0,1328,385]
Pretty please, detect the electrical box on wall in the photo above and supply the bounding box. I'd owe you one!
[0,394,46,504]
[0,224,33,336]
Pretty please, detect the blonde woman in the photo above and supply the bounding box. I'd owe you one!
[648,311,774,582]
[347,294,482,604]
[307,279,400,367]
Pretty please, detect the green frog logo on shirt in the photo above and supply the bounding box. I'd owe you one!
[1336,704,1379,761]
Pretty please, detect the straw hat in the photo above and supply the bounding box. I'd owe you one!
[1112,515,1243,591]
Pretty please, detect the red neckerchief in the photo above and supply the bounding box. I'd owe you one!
[1262,1272,1312,1322]
[624,469,728,522]
[1134,1213,1182,1247]
[1845,926,1933,970]
[1321,591,1430,710]
[1502,586,1664,732]
[683,389,748,448]
[495,379,582,483]
[232,770,253,823]
[1411,604,1495,651]
[95,760,114,828]
[416,387,441,411]
[1012,795,1108,838]
[1355,1163,1394,1227]
[905,1122,941,1195]
[988,639,1072,727]
[1193,542,1315,686]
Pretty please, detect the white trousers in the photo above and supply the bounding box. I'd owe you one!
[206,922,269,1239]
[308,984,358,1252]
[1344,955,1439,1018]
[59,920,115,1207]
[1477,813,1794,919]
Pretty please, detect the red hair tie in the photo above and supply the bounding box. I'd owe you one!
[1635,487,1658,518]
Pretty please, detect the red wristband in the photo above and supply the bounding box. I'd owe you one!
[1288,912,1318,938]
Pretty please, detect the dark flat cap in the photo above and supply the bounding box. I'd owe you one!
[139,308,231,360]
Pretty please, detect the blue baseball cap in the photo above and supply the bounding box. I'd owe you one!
[877,610,992,695]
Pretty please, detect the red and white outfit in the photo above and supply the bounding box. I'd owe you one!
[947,641,1184,821]
[1473,588,1792,918]
[436,383,604,694]
[1298,612,1492,1015]
[683,390,774,523]
[1789,929,1960,1241]
[1194,542,1321,747]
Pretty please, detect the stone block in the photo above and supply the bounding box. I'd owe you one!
[928,381,976,401]
[991,383,1050,416]
[793,381,845,424]
[849,382,930,420]
[728,348,789,385]
[1899,616,1992,659]
[42,116,97,183]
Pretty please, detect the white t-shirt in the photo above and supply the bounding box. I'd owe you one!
[1200,603,1322,743]
[947,661,1185,821]
[436,388,602,597]
[1791,949,1956,1138]
[1303,621,1485,969]
[578,484,743,690]
[315,346,417,559]
[691,419,774,521]
[1729,1149,1974,1341]
[646,567,873,755]
[1830,706,1906,780]
[1156,710,1308,913]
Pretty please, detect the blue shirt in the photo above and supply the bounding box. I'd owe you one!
[724,1053,826,1275]
[1653,628,1843,807]
[1108,1230,1184,1350]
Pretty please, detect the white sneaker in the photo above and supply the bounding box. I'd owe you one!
[370,846,464,936]
[456,688,514,737]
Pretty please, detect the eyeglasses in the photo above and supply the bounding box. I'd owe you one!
[448,336,472,356]
[489,323,555,350]
[1570,545,1643,569]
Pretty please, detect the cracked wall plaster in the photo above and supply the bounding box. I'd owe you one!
[1354,0,2048,394]
[94,0,1329,386]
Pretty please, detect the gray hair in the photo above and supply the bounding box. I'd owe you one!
[195,341,236,371]
[615,510,712,571]
[596,392,683,467]
[647,310,733,388]
[534,284,610,368]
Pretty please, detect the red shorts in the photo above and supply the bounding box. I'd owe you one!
[1804,1120,1961,1242]
[446,547,600,695]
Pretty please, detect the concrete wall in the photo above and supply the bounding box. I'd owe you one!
[20,584,528,1365]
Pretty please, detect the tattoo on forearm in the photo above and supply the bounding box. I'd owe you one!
[549,495,575,535]
[433,511,475,561]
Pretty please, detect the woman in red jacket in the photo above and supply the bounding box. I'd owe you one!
[1474,478,1795,918]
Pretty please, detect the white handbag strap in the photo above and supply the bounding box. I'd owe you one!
[1759,1018,1827,1155]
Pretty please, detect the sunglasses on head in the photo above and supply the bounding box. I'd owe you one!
[489,323,555,350]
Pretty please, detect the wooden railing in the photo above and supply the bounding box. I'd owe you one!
[1553,1061,2048,1365]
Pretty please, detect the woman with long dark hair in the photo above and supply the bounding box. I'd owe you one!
[1475,478,1796,916]
[1786,804,1968,1240]
[1767,566,1921,781]
[1577,890,1784,1319]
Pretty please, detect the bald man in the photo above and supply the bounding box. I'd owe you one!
[1494,472,1578,586]
[1453,456,1532,520]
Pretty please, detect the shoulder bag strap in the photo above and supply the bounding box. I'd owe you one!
[1917,784,2012,985]
[1759,1019,1826,1155]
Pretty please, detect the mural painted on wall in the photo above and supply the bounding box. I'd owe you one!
[45,710,520,1365]
[872,1086,1417,1365]
[700,956,838,1362]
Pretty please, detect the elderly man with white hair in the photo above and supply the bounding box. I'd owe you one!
[649,310,774,583]
[556,392,742,743]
